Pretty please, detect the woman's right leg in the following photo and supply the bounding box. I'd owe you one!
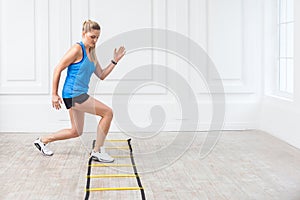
[41,108,85,144]
[72,96,114,162]
[72,97,113,152]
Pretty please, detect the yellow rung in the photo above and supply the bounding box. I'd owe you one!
[106,139,128,142]
[86,187,143,192]
[112,155,132,158]
[106,146,130,149]
[89,163,135,167]
[87,174,138,178]
[87,155,132,158]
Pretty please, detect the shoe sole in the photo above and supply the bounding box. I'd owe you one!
[34,142,53,156]
[91,156,114,163]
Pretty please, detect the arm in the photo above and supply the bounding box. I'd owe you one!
[52,44,82,110]
[94,60,115,80]
[94,46,126,80]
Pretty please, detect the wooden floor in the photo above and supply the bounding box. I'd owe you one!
[0,130,300,200]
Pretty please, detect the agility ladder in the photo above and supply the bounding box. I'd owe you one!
[84,139,145,200]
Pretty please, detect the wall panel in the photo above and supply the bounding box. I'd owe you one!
[0,0,264,132]
[0,0,49,94]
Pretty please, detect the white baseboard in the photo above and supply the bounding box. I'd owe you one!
[0,101,260,133]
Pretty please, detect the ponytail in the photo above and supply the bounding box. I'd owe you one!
[82,20,100,64]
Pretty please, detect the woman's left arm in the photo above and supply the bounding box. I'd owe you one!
[94,46,126,80]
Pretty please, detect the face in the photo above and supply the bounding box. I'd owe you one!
[83,29,100,48]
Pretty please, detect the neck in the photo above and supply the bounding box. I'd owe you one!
[82,40,90,53]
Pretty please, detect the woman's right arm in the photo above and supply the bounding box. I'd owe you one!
[52,44,82,110]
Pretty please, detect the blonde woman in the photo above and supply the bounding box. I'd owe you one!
[34,20,125,162]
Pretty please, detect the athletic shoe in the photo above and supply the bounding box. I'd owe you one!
[91,147,114,163]
[34,138,54,156]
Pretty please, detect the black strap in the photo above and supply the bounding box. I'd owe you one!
[127,139,146,200]
[84,157,93,200]
[111,60,117,65]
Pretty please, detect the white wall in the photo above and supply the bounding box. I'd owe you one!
[260,0,300,149]
[0,0,264,134]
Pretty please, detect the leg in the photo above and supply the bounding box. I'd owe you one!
[41,109,85,144]
[72,96,113,152]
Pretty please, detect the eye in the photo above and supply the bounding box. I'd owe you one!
[90,35,97,39]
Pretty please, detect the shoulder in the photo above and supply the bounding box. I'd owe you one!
[70,43,82,53]
[65,43,82,57]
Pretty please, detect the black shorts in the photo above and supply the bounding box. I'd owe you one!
[63,93,89,109]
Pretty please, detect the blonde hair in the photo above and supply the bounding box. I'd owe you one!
[82,20,101,64]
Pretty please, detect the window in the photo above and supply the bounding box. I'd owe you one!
[277,0,294,95]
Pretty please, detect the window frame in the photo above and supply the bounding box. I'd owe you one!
[276,0,294,98]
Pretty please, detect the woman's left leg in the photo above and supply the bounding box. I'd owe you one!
[42,108,85,144]
[34,108,85,156]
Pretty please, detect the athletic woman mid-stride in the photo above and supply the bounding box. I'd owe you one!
[34,20,125,163]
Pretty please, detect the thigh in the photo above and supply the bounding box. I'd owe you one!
[69,108,85,132]
[73,96,112,117]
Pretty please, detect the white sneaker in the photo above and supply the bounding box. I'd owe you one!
[91,147,114,163]
[34,138,54,156]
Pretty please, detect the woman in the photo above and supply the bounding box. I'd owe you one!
[34,20,125,163]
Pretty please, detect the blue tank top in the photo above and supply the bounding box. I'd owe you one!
[62,41,96,98]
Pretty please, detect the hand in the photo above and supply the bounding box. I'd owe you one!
[52,94,63,110]
[113,46,126,63]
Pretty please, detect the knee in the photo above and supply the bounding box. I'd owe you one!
[104,108,113,120]
[70,128,83,138]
